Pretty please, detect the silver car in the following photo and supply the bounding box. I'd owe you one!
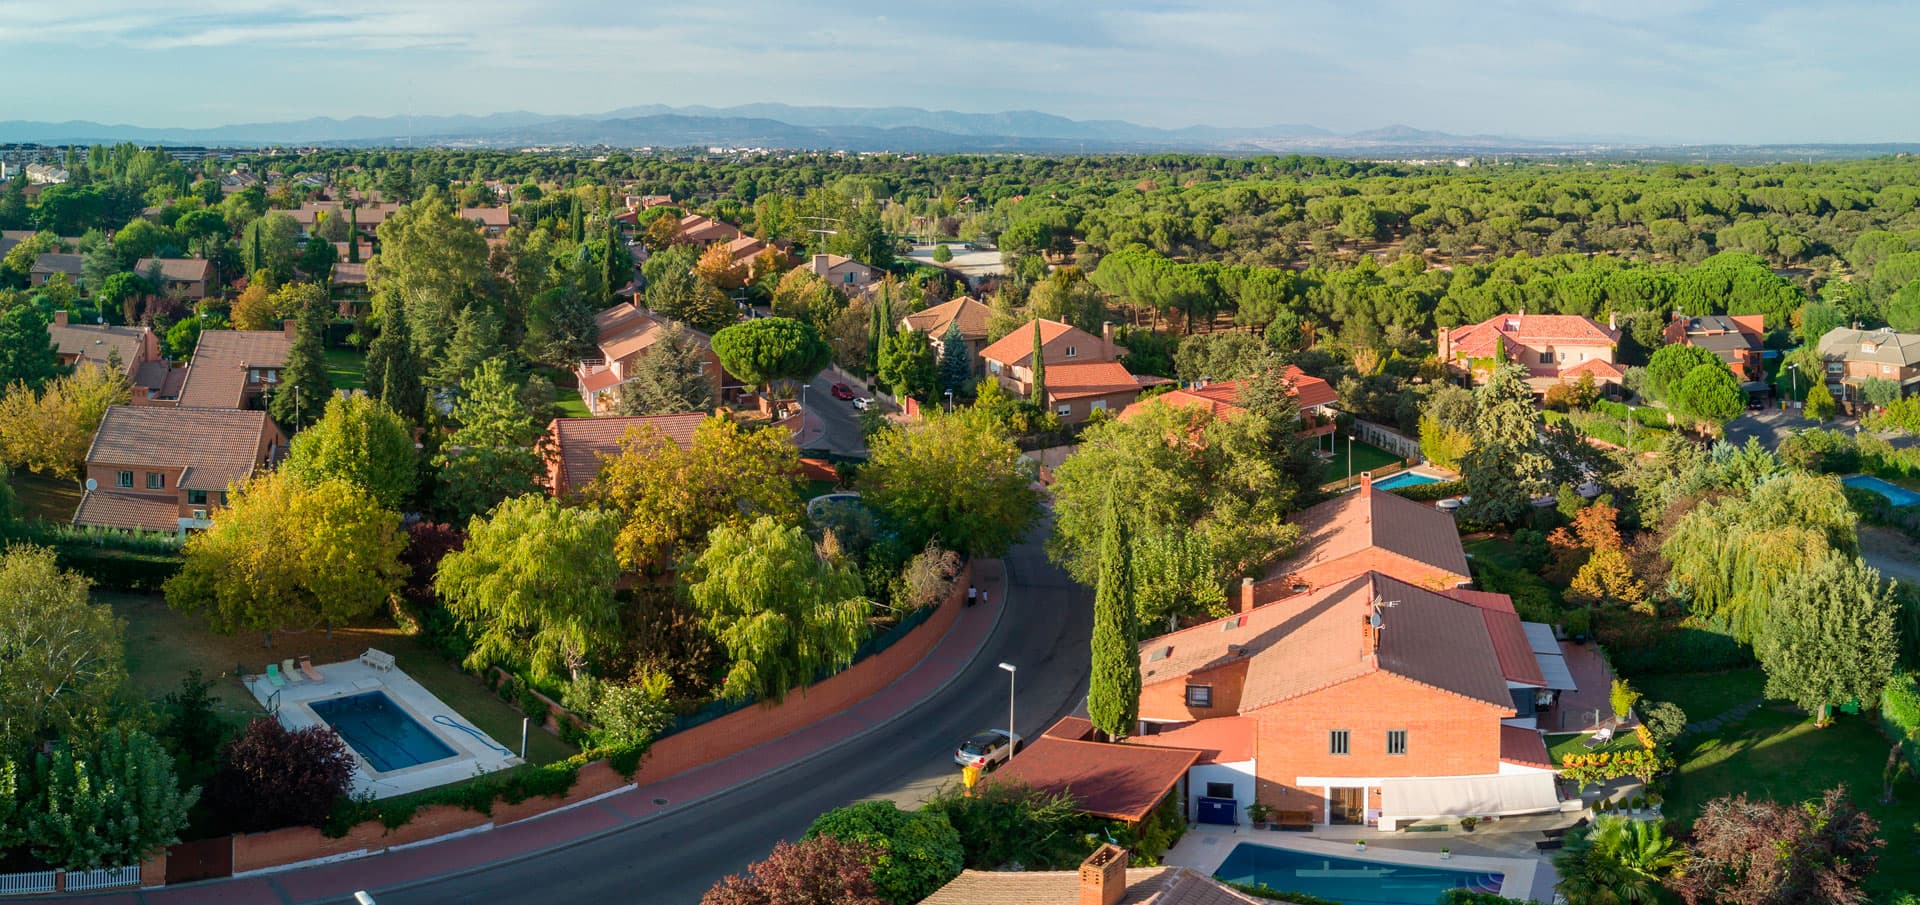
[954,729,1023,770]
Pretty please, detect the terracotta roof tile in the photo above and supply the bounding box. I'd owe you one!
[1559,358,1625,381]
[1442,589,1545,686]
[1119,367,1336,422]
[987,718,1201,822]
[901,296,991,340]
[85,406,277,493]
[1126,716,1256,765]
[977,318,1102,369]
[73,490,180,532]
[1500,725,1553,769]
[175,329,293,409]
[132,257,212,282]
[1045,361,1141,400]
[923,867,1261,905]
[1448,314,1620,360]
[1264,485,1471,585]
[48,322,147,376]
[546,413,707,493]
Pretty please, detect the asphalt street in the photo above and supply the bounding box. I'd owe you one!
[373,522,1092,905]
[802,370,870,456]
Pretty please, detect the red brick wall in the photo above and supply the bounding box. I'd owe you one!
[1140,660,1248,722]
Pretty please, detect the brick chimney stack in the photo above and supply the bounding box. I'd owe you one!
[53,310,68,327]
[1079,844,1128,905]
[1240,577,1256,614]
[1359,471,1373,498]
[1102,321,1116,361]
[282,318,299,339]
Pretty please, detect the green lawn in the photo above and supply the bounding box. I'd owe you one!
[1664,707,1920,894]
[1547,731,1640,763]
[1633,668,1767,724]
[1463,536,1530,571]
[1326,438,1406,489]
[109,591,576,766]
[554,388,591,418]
[8,471,82,522]
[325,348,367,392]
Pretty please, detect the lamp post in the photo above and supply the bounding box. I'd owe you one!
[1787,362,1799,409]
[998,662,1016,742]
[1626,405,1636,450]
[945,388,954,412]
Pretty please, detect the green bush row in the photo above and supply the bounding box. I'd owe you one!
[323,737,653,838]
[1387,478,1466,501]
[50,546,182,592]
[1882,673,1920,774]
[1593,399,1672,431]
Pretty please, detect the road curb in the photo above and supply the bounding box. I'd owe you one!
[356,559,1017,902]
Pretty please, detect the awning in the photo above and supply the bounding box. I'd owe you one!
[1522,622,1578,691]
[1380,772,1561,820]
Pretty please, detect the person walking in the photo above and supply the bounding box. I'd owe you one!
[967,585,978,607]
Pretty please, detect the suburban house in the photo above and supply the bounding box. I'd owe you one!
[1441,312,1623,391]
[1243,474,1473,608]
[1663,313,1766,381]
[458,206,511,237]
[73,406,284,533]
[133,257,215,301]
[289,201,399,239]
[1043,361,1164,423]
[47,311,180,404]
[331,263,370,314]
[1816,326,1920,403]
[922,844,1261,905]
[544,412,707,495]
[1116,369,1339,441]
[1133,570,1570,830]
[575,301,725,414]
[675,214,740,245]
[796,253,881,291]
[900,296,991,375]
[988,717,1199,825]
[174,323,296,410]
[29,252,83,289]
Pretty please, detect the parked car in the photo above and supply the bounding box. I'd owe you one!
[954,729,1023,770]
[853,397,873,411]
[830,382,856,401]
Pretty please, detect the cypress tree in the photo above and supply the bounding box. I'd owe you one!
[267,293,332,432]
[1029,320,1047,406]
[348,207,360,262]
[602,215,627,304]
[1087,498,1140,741]
[365,302,425,419]
[938,318,971,396]
[569,197,584,244]
[248,225,264,276]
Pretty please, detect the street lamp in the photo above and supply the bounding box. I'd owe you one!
[1626,405,1636,450]
[998,662,1016,742]
[945,388,954,412]
[1786,362,1800,408]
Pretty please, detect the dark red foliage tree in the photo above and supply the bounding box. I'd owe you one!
[400,521,465,607]
[1669,785,1882,905]
[700,837,888,905]
[207,718,357,832]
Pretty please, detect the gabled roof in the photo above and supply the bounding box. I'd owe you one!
[85,405,275,491]
[48,321,147,376]
[332,262,368,286]
[30,253,82,276]
[1118,367,1338,423]
[1558,358,1625,382]
[592,303,706,362]
[799,252,877,276]
[1448,314,1620,359]
[923,867,1261,905]
[175,329,293,409]
[73,491,181,532]
[987,718,1201,822]
[458,206,510,227]
[133,257,212,282]
[1139,572,1517,713]
[1819,327,1920,367]
[723,235,766,262]
[1264,481,1472,584]
[977,318,1104,369]
[901,296,991,340]
[677,214,740,244]
[546,413,707,493]
[1044,361,1141,401]
[1441,589,1545,687]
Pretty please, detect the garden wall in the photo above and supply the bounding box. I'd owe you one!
[220,562,973,879]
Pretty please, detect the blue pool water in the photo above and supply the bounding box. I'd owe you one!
[308,691,457,772]
[1843,474,1920,507]
[1371,471,1443,491]
[1213,843,1504,905]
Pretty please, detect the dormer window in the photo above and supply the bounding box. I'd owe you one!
[1148,646,1172,662]
[1221,615,1247,631]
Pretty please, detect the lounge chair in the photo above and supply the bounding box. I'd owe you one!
[299,655,323,683]
[281,658,304,683]
[266,663,287,687]
[360,648,395,671]
[1583,725,1615,749]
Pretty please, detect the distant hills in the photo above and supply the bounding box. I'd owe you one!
[0,104,1912,158]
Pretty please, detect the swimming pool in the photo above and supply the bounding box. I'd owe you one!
[309,691,458,773]
[1212,843,1504,905]
[1843,474,1920,507]
[1371,471,1442,491]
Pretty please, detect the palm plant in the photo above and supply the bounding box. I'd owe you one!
[1554,815,1685,905]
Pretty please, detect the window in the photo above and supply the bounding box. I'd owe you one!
[1064,346,1077,358]
[249,368,261,384]
[1885,365,1895,375]
[146,472,164,490]
[989,361,1002,376]
[1185,685,1213,708]
[1205,781,1236,799]
[116,470,133,488]
[1538,352,1553,364]
[1148,646,1172,662]
[1090,399,1108,412]
[1056,403,1071,416]
[1556,351,1566,362]
[1330,730,1350,755]
[843,272,854,284]
[187,489,208,506]
[1387,730,1407,755]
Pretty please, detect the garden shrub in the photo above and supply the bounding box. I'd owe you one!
[804,800,964,905]
[1640,700,1688,746]
[1387,478,1466,501]
[1597,611,1753,676]
[1882,672,1920,773]
[1221,881,1340,904]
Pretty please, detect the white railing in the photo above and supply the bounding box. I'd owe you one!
[0,870,57,896]
[61,866,140,893]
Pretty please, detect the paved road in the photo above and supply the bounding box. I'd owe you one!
[1723,405,1855,449]
[802,370,871,456]
[376,524,1091,905]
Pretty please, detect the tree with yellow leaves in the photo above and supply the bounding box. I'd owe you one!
[586,415,802,571]
[0,362,130,480]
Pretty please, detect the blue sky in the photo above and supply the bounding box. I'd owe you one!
[1,0,1914,143]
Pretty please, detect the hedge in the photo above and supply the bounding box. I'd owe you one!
[1597,613,1754,677]
[1883,673,1920,774]
[1388,478,1466,501]
[325,737,653,837]
[1593,399,1673,431]
[49,546,181,592]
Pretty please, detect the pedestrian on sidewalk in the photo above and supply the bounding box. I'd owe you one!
[966,585,978,607]
[980,589,990,607]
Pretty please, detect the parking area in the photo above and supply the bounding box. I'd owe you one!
[1722,405,1852,449]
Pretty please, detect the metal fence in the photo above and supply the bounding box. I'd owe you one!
[0,871,57,896]
[60,866,140,893]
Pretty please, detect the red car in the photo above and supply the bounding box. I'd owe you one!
[830,383,856,401]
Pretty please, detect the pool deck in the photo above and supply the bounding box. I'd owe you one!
[244,658,521,799]
[1165,825,1554,903]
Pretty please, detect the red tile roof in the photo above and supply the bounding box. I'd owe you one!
[1139,572,1516,713]
[1447,314,1620,360]
[1126,717,1256,765]
[1118,367,1337,422]
[49,321,148,377]
[176,329,293,409]
[132,257,212,283]
[1500,725,1553,769]
[1442,589,1546,687]
[901,296,992,340]
[86,405,277,492]
[1045,361,1142,401]
[1264,483,1472,585]
[1558,358,1625,382]
[988,718,1201,822]
[546,413,707,493]
[592,302,708,363]
[923,867,1261,905]
[72,490,180,532]
[977,318,1104,369]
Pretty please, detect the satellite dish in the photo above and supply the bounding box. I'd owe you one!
[84,478,98,491]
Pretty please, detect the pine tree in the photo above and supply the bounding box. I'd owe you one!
[430,304,505,391]
[1028,321,1047,405]
[1460,363,1549,526]
[365,302,425,420]
[433,357,546,521]
[266,292,332,432]
[1087,499,1140,741]
[937,318,971,397]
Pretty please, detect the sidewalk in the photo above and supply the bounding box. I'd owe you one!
[80,563,1010,905]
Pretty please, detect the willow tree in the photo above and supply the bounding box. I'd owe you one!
[1663,472,1857,644]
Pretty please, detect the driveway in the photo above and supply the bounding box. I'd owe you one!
[799,370,871,457]
[1861,526,1920,586]
[1722,405,1853,450]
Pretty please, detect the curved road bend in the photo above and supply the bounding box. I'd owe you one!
[369,524,1091,905]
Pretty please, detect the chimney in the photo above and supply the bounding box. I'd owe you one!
[1359,471,1373,498]
[1608,310,1617,331]
[812,253,829,275]
[1101,320,1116,361]
[282,318,298,339]
[53,310,68,327]
[1240,577,1256,613]
[1079,844,1128,905]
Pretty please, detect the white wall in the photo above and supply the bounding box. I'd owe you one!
[1189,760,1257,824]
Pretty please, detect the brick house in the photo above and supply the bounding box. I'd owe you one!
[923,844,1260,905]
[29,252,83,289]
[1117,368,1339,440]
[174,323,296,410]
[1663,313,1766,381]
[458,206,511,237]
[900,296,991,376]
[1816,326,1920,402]
[979,318,1122,395]
[47,311,181,404]
[575,302,724,414]
[544,412,707,495]
[1441,312,1623,392]
[796,253,881,291]
[1242,474,1473,608]
[1134,571,1567,830]
[73,406,284,533]
[675,214,740,245]
[133,257,215,301]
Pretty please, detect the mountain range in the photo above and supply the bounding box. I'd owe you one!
[0,104,1907,157]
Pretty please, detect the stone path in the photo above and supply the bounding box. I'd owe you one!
[1683,697,1766,735]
